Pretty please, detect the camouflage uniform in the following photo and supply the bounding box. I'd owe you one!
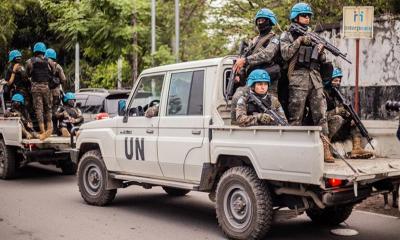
[280,23,328,135]
[26,56,52,125]
[145,105,159,118]
[324,88,359,140]
[48,59,66,115]
[55,105,83,136]
[231,86,250,124]
[244,32,281,96]
[4,107,38,139]
[5,64,32,110]
[235,91,287,127]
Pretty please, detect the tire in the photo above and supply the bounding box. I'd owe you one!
[216,166,273,240]
[60,161,77,175]
[77,150,117,206]
[0,140,17,179]
[162,187,190,196]
[306,204,354,225]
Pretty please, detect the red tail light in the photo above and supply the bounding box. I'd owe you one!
[327,178,343,188]
[96,112,109,120]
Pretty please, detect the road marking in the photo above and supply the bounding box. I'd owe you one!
[354,210,399,219]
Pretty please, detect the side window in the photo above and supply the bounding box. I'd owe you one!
[128,74,164,117]
[167,70,204,116]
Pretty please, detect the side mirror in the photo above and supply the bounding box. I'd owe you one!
[118,99,126,116]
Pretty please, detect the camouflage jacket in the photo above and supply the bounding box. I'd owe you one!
[235,91,287,127]
[56,106,84,125]
[48,59,67,87]
[245,32,280,68]
[280,23,327,90]
[324,88,347,119]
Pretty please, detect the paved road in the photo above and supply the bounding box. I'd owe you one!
[0,164,399,240]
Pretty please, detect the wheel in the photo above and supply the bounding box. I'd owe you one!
[0,140,17,179]
[306,204,354,225]
[60,161,77,175]
[162,187,190,196]
[216,166,272,240]
[78,150,117,206]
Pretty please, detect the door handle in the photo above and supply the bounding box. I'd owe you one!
[191,130,201,135]
[146,129,154,134]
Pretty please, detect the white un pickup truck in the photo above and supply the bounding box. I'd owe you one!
[0,90,76,179]
[72,57,400,240]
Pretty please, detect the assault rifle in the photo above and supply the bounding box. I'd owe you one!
[290,24,352,64]
[225,40,250,102]
[332,87,374,149]
[248,92,288,126]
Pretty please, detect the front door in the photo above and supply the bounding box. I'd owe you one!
[115,74,165,177]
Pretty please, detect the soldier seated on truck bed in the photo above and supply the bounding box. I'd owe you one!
[235,69,287,127]
[324,68,373,159]
[4,93,39,139]
[55,92,83,137]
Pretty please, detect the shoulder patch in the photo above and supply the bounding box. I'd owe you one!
[237,97,245,106]
[271,38,279,45]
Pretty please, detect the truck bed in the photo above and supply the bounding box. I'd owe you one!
[324,158,400,182]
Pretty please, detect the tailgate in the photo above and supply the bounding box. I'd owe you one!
[324,158,400,182]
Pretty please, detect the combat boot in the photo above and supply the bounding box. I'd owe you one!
[60,127,71,137]
[350,136,373,159]
[39,123,47,141]
[321,136,335,163]
[45,121,53,139]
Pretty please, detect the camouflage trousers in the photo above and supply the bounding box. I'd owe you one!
[51,87,61,115]
[32,83,52,124]
[287,86,328,135]
[328,114,360,141]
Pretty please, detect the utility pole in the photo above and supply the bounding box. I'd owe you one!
[174,0,179,62]
[75,0,80,92]
[151,0,156,56]
[117,56,122,89]
[131,5,138,84]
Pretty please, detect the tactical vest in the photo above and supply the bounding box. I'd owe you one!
[289,29,320,70]
[30,57,51,83]
[247,94,271,115]
[324,89,338,112]
[65,106,79,119]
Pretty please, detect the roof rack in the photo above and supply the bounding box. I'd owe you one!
[77,88,109,93]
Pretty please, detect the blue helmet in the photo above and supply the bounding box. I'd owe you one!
[11,93,25,105]
[8,50,22,62]
[290,2,313,21]
[246,69,271,87]
[63,92,76,103]
[33,42,46,54]
[45,48,57,60]
[332,68,343,79]
[255,8,278,26]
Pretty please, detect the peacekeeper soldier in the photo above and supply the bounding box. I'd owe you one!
[324,68,373,159]
[144,103,159,118]
[55,92,83,137]
[45,48,66,132]
[26,42,53,141]
[233,8,281,97]
[4,50,31,109]
[280,2,334,162]
[4,94,39,139]
[235,69,287,127]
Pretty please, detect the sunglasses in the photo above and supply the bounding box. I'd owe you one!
[299,13,311,18]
